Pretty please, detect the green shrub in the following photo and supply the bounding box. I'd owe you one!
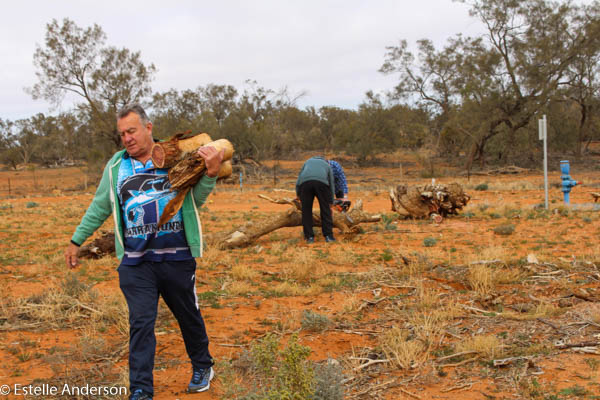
[26,202,39,208]
[493,224,515,235]
[238,334,322,400]
[380,248,394,262]
[423,237,437,247]
[313,361,345,400]
[475,183,489,191]
[301,310,331,332]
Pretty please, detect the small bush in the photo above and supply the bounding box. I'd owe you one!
[26,202,39,208]
[240,334,315,399]
[474,183,489,191]
[313,361,345,400]
[301,310,331,332]
[423,237,437,247]
[493,224,515,235]
[381,248,394,262]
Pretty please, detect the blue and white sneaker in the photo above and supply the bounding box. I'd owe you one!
[187,367,214,393]
[130,389,152,400]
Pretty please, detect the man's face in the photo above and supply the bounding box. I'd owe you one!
[117,112,154,161]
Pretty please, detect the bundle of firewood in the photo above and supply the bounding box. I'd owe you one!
[151,132,234,226]
[389,182,470,221]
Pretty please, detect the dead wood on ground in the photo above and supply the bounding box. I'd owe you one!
[389,182,470,221]
[204,196,381,249]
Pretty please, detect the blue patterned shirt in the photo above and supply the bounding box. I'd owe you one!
[328,160,348,198]
[117,153,192,265]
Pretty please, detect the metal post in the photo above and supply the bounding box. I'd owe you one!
[539,115,549,209]
[8,178,11,196]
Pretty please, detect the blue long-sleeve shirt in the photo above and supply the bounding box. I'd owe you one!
[328,160,348,198]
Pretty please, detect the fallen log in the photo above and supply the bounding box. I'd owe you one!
[389,182,470,221]
[204,196,381,249]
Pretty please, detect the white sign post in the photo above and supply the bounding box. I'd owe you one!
[538,115,548,209]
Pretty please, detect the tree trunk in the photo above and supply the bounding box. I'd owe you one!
[205,197,381,249]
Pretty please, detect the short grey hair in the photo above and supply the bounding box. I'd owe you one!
[117,103,150,124]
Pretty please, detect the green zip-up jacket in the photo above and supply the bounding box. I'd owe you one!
[71,149,216,260]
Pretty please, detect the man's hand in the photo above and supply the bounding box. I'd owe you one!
[65,242,80,269]
[197,146,224,178]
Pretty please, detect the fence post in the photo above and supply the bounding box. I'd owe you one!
[7,178,10,196]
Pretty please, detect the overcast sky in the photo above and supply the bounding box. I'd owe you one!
[1,1,486,121]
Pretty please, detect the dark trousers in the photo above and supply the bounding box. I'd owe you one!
[298,180,333,239]
[118,259,213,395]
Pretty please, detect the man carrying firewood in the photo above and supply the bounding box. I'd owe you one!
[296,156,338,243]
[64,104,223,400]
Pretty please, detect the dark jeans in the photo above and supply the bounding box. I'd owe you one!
[298,180,333,239]
[118,259,213,395]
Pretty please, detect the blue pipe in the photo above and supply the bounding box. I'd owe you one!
[560,160,579,204]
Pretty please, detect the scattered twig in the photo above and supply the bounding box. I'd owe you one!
[537,318,567,335]
[374,282,417,290]
[350,357,391,371]
[438,356,479,368]
[75,300,101,314]
[357,297,388,312]
[436,350,479,362]
[441,382,473,392]
[492,356,532,367]
[398,386,422,399]
[570,291,600,302]
[462,305,493,314]
[348,378,396,399]
[571,347,600,354]
[555,341,600,349]
[335,328,383,335]
[469,259,501,265]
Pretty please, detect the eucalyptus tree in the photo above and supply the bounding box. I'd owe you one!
[382,0,600,168]
[29,18,156,150]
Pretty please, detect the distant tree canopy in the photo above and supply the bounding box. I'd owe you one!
[381,0,600,169]
[2,0,600,174]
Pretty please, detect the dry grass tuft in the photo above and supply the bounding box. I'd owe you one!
[270,282,307,296]
[342,294,362,313]
[495,267,525,284]
[228,281,255,296]
[281,248,328,283]
[408,311,445,348]
[467,264,496,296]
[327,246,360,266]
[414,281,441,310]
[380,326,426,369]
[231,264,260,281]
[456,334,504,360]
